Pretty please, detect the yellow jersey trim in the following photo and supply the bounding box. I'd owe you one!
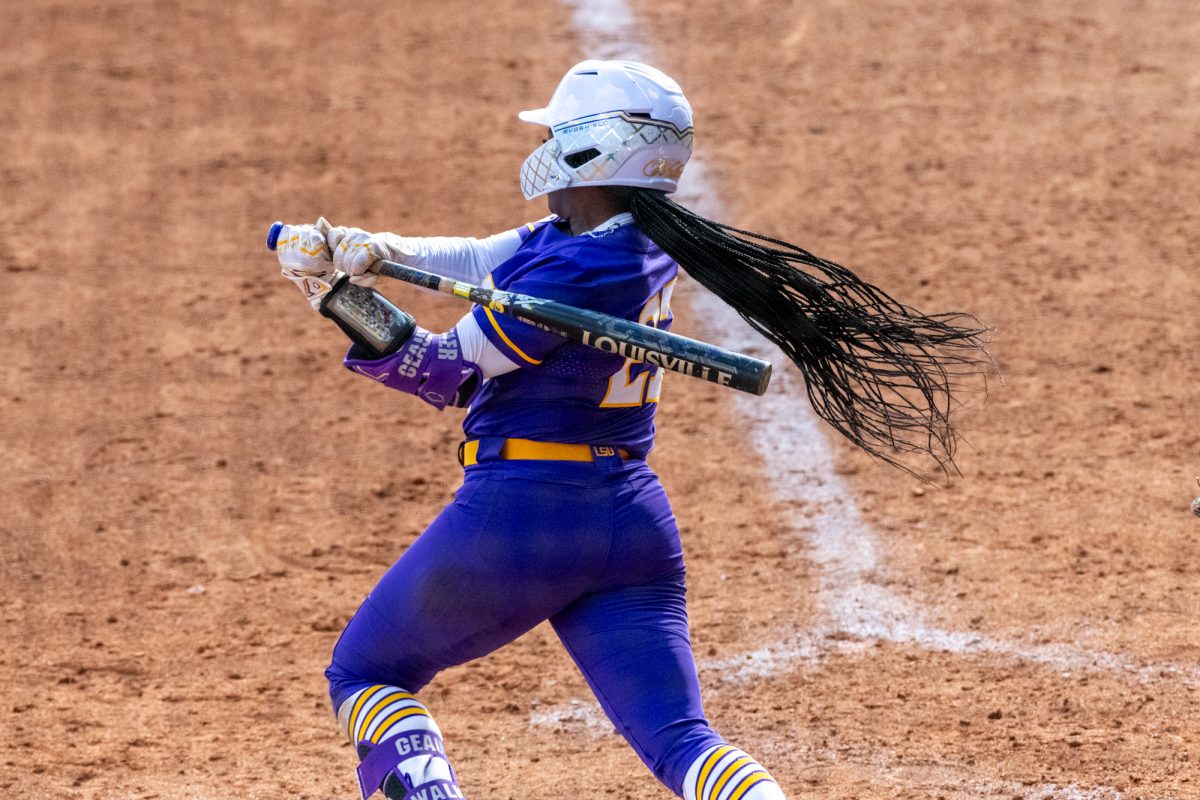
[482,306,543,365]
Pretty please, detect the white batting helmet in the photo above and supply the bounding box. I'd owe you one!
[518,60,694,200]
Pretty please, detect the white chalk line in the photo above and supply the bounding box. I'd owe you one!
[558,0,1199,688]
[690,295,1200,686]
[528,699,609,731]
[533,1,1193,797]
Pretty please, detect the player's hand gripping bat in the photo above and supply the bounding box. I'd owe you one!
[268,221,772,396]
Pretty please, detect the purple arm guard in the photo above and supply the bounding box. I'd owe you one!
[344,326,482,410]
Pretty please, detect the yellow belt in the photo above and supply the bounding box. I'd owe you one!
[458,438,632,467]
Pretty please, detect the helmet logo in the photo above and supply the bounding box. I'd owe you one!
[643,158,685,179]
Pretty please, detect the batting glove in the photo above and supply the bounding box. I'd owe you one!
[326,227,402,287]
[277,217,337,310]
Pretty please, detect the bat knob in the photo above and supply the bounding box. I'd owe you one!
[266,221,284,251]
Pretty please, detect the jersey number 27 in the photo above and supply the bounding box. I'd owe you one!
[599,280,676,408]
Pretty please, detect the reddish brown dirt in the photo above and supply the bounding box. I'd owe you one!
[2,1,1196,799]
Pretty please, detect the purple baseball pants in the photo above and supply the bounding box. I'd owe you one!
[325,451,724,794]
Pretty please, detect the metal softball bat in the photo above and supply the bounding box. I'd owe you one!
[266,221,772,395]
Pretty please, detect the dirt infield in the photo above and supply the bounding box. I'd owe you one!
[2,1,1196,798]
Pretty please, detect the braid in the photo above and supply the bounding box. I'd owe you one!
[629,189,993,477]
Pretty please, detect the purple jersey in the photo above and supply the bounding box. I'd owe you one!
[463,217,678,457]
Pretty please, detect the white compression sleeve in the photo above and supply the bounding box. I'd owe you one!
[381,229,524,284]
[454,312,520,379]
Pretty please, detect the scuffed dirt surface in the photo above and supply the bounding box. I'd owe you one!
[1,1,1195,798]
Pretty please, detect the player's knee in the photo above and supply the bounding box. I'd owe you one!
[326,659,433,714]
[324,596,439,709]
[681,744,785,800]
[325,660,371,713]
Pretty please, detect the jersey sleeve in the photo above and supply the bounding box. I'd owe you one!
[454,312,520,378]
[470,251,615,367]
[471,298,562,367]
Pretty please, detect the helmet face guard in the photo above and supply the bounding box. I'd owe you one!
[518,61,694,200]
[519,138,572,200]
[520,111,694,200]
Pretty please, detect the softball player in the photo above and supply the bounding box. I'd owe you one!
[274,60,988,800]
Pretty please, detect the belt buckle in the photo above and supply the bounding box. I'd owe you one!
[457,441,467,467]
[591,445,616,459]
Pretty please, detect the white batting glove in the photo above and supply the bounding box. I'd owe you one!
[277,218,336,310]
[326,227,401,287]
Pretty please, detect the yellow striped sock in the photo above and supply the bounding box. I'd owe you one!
[339,684,432,747]
[687,745,780,800]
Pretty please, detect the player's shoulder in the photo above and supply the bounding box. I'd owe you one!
[493,216,666,295]
[515,215,560,243]
[496,219,583,274]
[538,217,651,264]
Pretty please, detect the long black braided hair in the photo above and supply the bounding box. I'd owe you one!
[626,188,993,477]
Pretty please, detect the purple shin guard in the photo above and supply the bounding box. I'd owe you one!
[357,734,462,800]
[344,327,481,410]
